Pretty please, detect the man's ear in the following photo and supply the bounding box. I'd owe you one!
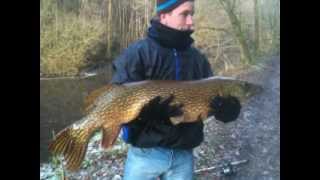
[159,13,168,24]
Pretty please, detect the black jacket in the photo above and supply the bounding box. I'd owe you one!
[111,38,213,82]
[110,20,213,149]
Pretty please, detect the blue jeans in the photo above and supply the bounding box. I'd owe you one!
[123,146,194,180]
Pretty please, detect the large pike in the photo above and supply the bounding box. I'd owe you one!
[48,77,262,171]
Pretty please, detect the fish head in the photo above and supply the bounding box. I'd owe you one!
[227,80,263,103]
[242,81,263,101]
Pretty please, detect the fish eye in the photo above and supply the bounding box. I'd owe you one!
[244,82,251,90]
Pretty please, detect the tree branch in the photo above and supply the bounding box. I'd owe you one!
[197,26,230,33]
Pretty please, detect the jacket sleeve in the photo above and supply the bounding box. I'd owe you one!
[200,52,214,78]
[203,59,214,78]
[110,45,145,84]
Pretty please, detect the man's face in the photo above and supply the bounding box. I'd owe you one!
[160,1,195,31]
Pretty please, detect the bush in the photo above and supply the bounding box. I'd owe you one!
[40,0,105,76]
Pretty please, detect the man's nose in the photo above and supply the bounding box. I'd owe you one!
[186,15,194,28]
[187,15,193,25]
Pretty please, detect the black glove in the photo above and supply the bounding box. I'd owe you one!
[122,95,184,146]
[208,95,241,123]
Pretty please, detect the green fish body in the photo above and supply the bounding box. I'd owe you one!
[48,76,262,171]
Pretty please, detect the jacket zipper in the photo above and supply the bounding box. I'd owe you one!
[173,48,181,80]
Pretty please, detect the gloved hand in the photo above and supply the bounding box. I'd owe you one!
[208,95,241,123]
[121,95,184,145]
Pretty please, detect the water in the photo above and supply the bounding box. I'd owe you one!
[40,67,112,163]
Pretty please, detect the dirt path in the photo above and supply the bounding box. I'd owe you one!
[195,56,280,180]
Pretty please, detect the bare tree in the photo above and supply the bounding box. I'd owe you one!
[218,0,253,64]
[106,0,112,58]
[254,0,260,57]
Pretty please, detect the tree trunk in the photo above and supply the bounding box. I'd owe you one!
[145,0,148,30]
[254,0,260,57]
[107,0,112,58]
[219,0,253,64]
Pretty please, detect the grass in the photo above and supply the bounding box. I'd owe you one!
[41,16,105,76]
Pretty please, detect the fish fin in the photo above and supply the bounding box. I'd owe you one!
[101,126,121,149]
[48,127,91,172]
[83,85,115,114]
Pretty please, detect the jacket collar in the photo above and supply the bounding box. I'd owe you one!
[147,19,194,51]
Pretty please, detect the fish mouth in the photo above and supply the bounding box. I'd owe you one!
[247,83,263,97]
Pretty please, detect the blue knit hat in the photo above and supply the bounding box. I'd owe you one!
[156,0,193,14]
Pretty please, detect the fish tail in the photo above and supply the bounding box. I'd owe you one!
[48,127,91,171]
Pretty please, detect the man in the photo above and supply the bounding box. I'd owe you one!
[110,0,239,179]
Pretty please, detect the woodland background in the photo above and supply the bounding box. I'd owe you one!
[40,0,280,77]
